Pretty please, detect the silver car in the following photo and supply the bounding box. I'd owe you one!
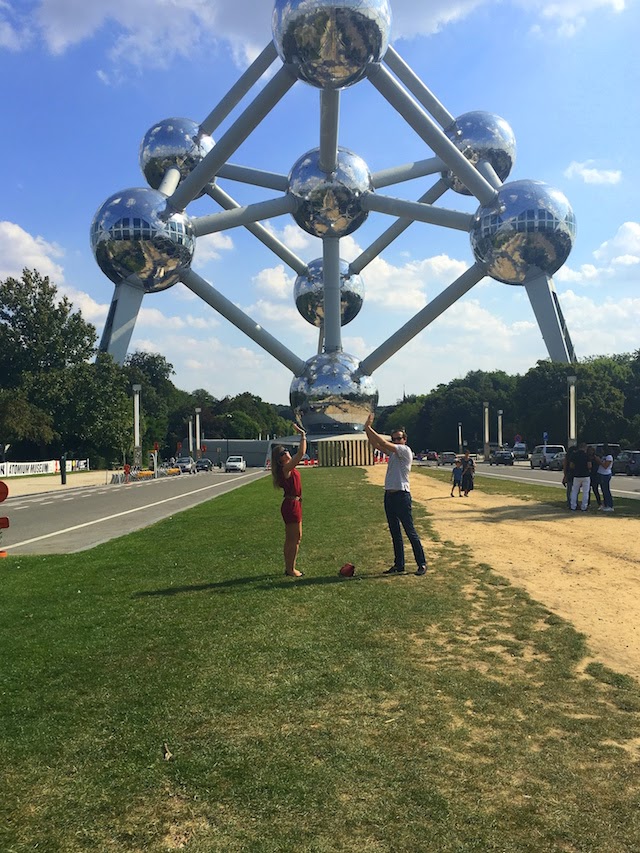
[225,455,246,473]
[176,456,197,474]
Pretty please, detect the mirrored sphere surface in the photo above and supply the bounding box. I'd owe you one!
[442,111,516,195]
[294,258,365,326]
[288,147,372,237]
[290,352,378,434]
[272,0,392,89]
[470,180,576,285]
[90,188,195,292]
[140,118,215,198]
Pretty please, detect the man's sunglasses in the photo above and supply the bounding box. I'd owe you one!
[391,435,404,442]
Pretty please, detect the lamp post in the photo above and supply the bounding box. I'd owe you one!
[132,384,142,468]
[567,375,577,448]
[497,409,503,449]
[225,413,233,461]
[457,422,463,455]
[195,407,202,459]
[188,416,194,456]
[483,401,490,461]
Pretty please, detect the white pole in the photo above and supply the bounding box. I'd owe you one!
[195,408,202,459]
[132,384,142,467]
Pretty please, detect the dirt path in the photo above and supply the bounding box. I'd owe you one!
[366,465,640,681]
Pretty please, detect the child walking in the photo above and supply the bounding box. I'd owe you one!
[451,459,463,497]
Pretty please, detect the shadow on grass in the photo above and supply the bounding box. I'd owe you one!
[131,573,390,598]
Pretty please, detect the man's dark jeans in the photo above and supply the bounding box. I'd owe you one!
[384,490,426,570]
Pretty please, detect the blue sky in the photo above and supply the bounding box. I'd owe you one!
[1,0,638,405]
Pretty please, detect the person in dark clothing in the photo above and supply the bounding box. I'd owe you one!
[586,445,601,507]
[562,445,577,507]
[570,442,591,511]
[461,450,475,497]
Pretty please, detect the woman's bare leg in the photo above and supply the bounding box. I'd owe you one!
[284,522,303,576]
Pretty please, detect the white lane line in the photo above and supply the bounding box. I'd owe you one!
[3,471,265,550]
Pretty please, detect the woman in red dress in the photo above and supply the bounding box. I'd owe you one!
[271,423,307,577]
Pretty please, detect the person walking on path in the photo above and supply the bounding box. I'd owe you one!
[271,423,307,577]
[364,414,428,576]
[569,442,591,511]
[595,444,615,512]
[461,450,475,497]
[451,459,463,497]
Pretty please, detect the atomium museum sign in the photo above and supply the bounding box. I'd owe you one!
[91,0,577,436]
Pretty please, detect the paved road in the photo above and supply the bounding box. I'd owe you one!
[425,460,640,500]
[1,469,267,555]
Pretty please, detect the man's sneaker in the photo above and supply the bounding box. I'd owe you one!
[603,506,614,512]
[415,566,427,576]
[383,566,405,574]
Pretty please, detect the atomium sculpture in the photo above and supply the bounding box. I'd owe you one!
[92,0,577,436]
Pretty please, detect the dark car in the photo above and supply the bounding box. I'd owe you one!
[196,457,213,472]
[490,450,514,466]
[621,450,640,476]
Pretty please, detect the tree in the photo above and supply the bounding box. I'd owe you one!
[0,389,56,453]
[0,269,97,388]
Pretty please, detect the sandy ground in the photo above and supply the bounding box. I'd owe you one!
[366,465,640,682]
[3,471,113,497]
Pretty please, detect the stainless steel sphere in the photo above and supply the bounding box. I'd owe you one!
[140,118,215,198]
[294,258,364,326]
[272,0,392,90]
[290,352,378,434]
[90,188,195,292]
[288,147,372,237]
[470,180,576,285]
[442,111,516,195]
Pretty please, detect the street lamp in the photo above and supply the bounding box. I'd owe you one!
[132,384,142,468]
[457,422,463,455]
[195,407,202,459]
[483,401,490,461]
[567,376,577,447]
[225,413,233,460]
[188,416,194,456]
[497,409,503,449]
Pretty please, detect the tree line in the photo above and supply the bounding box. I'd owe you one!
[1,269,639,466]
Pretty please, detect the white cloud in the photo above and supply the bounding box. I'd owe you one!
[555,222,640,286]
[192,232,234,267]
[252,264,294,300]
[593,222,640,264]
[564,160,622,185]
[0,221,65,282]
[0,1,32,50]
[18,0,627,72]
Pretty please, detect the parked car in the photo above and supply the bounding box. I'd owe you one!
[512,442,528,460]
[530,445,565,469]
[196,457,213,472]
[490,449,515,466]
[225,455,247,472]
[437,452,458,465]
[425,450,439,461]
[626,451,640,476]
[176,456,197,474]
[547,451,566,471]
[612,449,640,475]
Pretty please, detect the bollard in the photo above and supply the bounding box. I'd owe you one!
[60,452,67,485]
[0,480,8,557]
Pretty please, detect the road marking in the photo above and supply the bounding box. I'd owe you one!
[3,471,265,551]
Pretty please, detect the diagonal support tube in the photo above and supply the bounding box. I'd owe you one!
[383,46,455,128]
[350,179,448,274]
[181,269,306,376]
[192,195,296,236]
[322,238,342,352]
[170,65,297,211]
[367,64,497,206]
[200,41,279,136]
[524,273,576,363]
[371,157,446,189]
[206,185,308,275]
[216,163,289,192]
[319,88,341,174]
[359,263,486,375]
[361,193,473,232]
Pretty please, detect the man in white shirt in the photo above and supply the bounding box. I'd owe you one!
[365,413,428,576]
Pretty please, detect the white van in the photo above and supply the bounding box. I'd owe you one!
[512,442,528,460]
[530,444,565,469]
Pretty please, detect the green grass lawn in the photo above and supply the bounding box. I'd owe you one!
[2,468,640,852]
